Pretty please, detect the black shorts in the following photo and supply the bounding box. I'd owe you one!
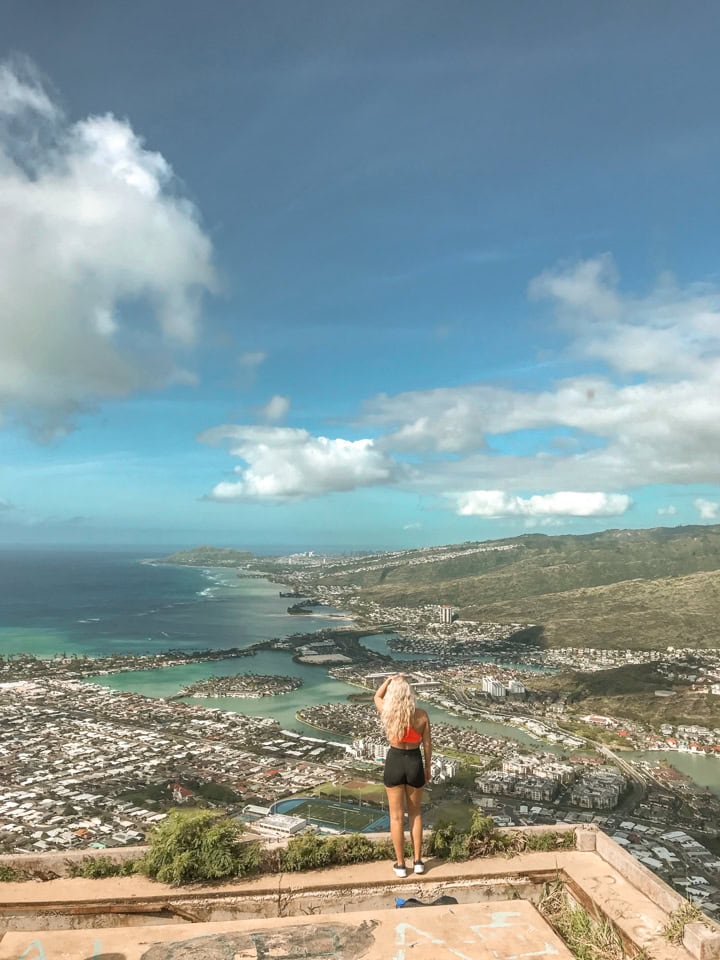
[383,747,425,788]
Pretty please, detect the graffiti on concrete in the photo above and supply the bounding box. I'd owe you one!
[393,910,563,960]
[139,920,377,960]
[15,940,120,960]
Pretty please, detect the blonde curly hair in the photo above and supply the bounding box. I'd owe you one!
[381,676,417,742]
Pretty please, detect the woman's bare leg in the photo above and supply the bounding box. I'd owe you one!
[385,785,407,865]
[405,786,424,861]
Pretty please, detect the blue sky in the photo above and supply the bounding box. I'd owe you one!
[1,1,720,549]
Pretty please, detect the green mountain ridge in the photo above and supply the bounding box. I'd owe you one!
[311,524,720,650]
[162,526,720,650]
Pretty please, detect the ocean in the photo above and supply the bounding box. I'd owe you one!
[0,549,344,658]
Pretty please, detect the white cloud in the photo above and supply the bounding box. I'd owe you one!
[0,60,215,436]
[0,60,55,117]
[657,505,677,516]
[455,490,632,519]
[199,425,399,500]
[403,521,422,530]
[204,255,720,514]
[362,256,720,497]
[695,499,719,520]
[239,351,267,368]
[259,395,290,422]
[530,253,720,376]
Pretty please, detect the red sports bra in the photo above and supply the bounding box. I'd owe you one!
[399,724,422,744]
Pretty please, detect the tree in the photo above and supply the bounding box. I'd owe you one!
[139,809,260,885]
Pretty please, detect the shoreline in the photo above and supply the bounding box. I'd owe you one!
[295,712,351,741]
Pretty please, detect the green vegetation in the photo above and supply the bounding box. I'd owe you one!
[314,780,387,804]
[312,524,720,650]
[139,809,261,885]
[528,660,720,731]
[5,813,580,886]
[0,864,21,882]
[67,856,138,879]
[426,812,575,862]
[538,880,636,960]
[662,901,708,944]
[525,830,576,852]
[285,798,383,832]
[276,831,397,872]
[161,546,255,567]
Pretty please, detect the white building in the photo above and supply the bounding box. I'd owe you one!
[439,605,454,624]
[430,754,461,781]
[252,813,307,837]
[482,676,506,698]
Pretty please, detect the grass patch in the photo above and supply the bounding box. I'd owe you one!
[525,830,576,852]
[314,781,386,804]
[662,901,708,945]
[286,798,384,832]
[274,832,399,872]
[67,856,138,879]
[426,813,576,862]
[538,880,632,960]
[0,864,22,882]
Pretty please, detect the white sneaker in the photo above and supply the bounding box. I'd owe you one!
[393,863,408,878]
[413,860,425,874]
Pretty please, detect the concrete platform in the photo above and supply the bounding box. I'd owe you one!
[1,829,714,959]
[0,899,573,960]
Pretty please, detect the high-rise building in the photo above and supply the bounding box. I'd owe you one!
[482,676,506,698]
[439,605,454,624]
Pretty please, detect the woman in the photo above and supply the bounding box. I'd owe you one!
[374,673,432,878]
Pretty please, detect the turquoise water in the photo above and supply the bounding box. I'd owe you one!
[89,648,364,734]
[89,651,565,752]
[0,551,345,658]
[359,633,437,662]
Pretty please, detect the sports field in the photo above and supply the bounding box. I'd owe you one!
[273,796,389,833]
[315,779,387,804]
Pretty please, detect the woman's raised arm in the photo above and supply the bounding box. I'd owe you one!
[373,674,402,713]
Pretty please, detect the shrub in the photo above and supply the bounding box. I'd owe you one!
[0,864,20,882]
[277,831,407,873]
[426,812,497,861]
[426,815,576,862]
[67,856,139,879]
[662,901,707,945]
[279,831,340,872]
[138,809,261,885]
[523,830,576,852]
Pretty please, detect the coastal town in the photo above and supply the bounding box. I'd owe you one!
[4,545,720,917]
[0,678,346,856]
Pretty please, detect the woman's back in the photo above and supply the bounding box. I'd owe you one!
[389,708,427,747]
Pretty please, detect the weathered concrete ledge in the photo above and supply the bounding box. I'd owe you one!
[1,827,717,960]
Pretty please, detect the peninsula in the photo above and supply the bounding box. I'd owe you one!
[178,672,303,699]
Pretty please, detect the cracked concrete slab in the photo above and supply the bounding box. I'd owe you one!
[0,900,572,960]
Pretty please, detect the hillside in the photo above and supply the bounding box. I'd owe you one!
[525,661,720,728]
[463,569,720,649]
[308,525,720,649]
[160,546,255,566]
